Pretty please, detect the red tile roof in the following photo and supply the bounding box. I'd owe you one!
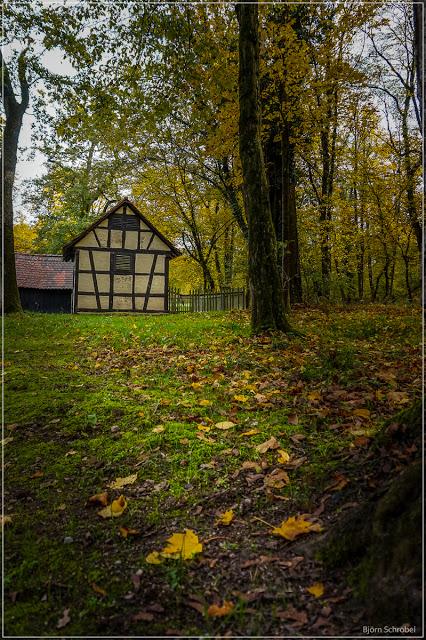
[16,254,74,290]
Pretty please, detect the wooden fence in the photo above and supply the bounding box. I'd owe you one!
[168,287,247,313]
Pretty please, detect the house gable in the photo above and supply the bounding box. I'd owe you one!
[63,198,180,260]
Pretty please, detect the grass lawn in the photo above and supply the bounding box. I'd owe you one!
[3,305,421,636]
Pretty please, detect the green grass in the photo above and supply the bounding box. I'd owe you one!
[3,305,421,636]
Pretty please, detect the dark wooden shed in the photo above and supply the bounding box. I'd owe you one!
[16,253,74,313]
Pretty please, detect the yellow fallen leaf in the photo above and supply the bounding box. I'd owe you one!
[91,582,107,597]
[277,449,290,464]
[353,408,371,420]
[146,550,163,564]
[108,474,137,489]
[199,399,212,406]
[197,424,211,432]
[215,509,234,526]
[161,529,202,560]
[307,391,321,402]
[152,425,165,433]
[191,382,203,390]
[215,421,235,430]
[1,515,12,526]
[180,438,190,444]
[272,515,323,541]
[233,394,249,403]
[1,437,14,446]
[98,495,127,519]
[307,582,324,598]
[256,436,280,454]
[88,492,109,507]
[207,600,234,617]
[239,429,259,437]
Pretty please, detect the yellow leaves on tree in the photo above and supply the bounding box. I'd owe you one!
[98,495,127,519]
[272,515,323,541]
[146,529,202,564]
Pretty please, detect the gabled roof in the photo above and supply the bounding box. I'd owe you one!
[62,198,181,260]
[16,254,74,290]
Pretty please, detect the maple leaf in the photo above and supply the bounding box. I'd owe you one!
[161,529,203,560]
[307,582,324,598]
[108,474,137,489]
[256,436,280,453]
[207,601,234,617]
[272,515,323,540]
[215,421,235,430]
[215,509,234,526]
[97,495,127,519]
[88,492,109,507]
[277,449,290,464]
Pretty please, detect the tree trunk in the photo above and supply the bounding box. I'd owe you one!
[413,0,424,124]
[236,2,291,333]
[321,401,422,629]
[282,126,302,304]
[1,51,29,313]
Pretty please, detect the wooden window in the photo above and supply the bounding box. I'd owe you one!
[112,252,134,274]
[109,213,139,231]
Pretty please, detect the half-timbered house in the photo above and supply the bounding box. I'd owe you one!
[63,198,180,313]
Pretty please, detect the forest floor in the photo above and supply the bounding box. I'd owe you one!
[3,305,422,637]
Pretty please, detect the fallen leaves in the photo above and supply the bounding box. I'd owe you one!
[215,509,234,526]
[272,515,323,541]
[307,582,325,598]
[264,468,290,489]
[119,526,140,538]
[207,601,234,617]
[146,529,202,564]
[324,473,349,492]
[108,474,137,489]
[88,492,109,507]
[1,515,12,526]
[255,436,280,454]
[277,449,291,464]
[56,607,71,629]
[152,425,165,433]
[91,583,107,597]
[233,394,249,403]
[215,421,235,430]
[97,495,127,519]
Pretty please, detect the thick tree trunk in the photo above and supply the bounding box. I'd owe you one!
[321,401,422,629]
[413,0,424,123]
[1,51,29,313]
[237,2,291,333]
